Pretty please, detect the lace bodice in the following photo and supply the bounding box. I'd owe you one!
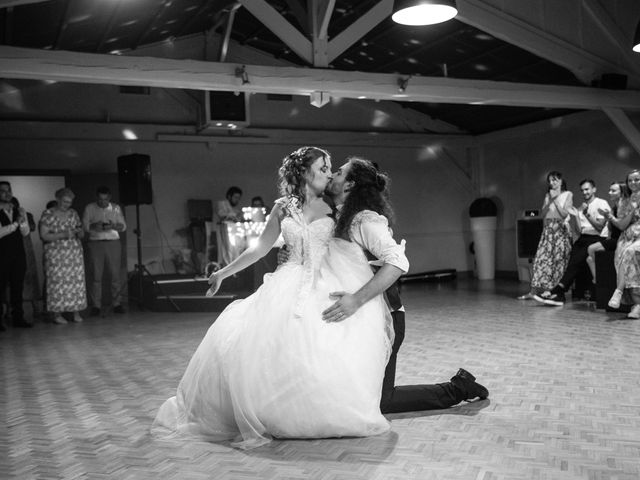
[280,213,334,268]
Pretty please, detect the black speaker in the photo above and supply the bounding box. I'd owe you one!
[117,154,152,205]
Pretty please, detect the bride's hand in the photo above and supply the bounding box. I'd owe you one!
[206,272,222,297]
[322,292,358,322]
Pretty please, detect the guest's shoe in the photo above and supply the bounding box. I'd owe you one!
[90,307,101,316]
[0,321,6,332]
[533,291,551,304]
[543,291,566,306]
[52,315,67,325]
[608,289,623,309]
[451,368,489,401]
[71,313,83,323]
[627,304,640,319]
[517,292,534,300]
[113,305,126,314]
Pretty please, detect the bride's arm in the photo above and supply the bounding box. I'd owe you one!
[208,203,283,293]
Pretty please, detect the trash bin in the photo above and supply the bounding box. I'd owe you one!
[469,198,498,280]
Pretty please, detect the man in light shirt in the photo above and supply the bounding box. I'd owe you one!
[82,186,127,315]
[279,156,489,412]
[534,178,610,306]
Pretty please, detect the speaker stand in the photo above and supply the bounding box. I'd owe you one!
[128,202,180,312]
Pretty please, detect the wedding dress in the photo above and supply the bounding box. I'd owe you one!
[152,199,394,449]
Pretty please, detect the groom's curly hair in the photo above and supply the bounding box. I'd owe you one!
[278,146,331,205]
[334,157,395,240]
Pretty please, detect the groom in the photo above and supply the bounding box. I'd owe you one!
[320,156,488,413]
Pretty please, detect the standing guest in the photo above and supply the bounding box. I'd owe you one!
[39,188,87,324]
[604,170,640,317]
[215,186,243,265]
[534,179,610,306]
[585,181,628,283]
[11,196,41,319]
[0,181,31,330]
[82,186,127,315]
[517,172,573,300]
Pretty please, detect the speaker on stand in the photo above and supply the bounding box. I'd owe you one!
[117,154,179,312]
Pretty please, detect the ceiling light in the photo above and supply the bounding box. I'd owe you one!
[634,20,640,52]
[392,0,457,26]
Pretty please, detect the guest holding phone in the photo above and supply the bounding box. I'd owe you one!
[39,188,87,324]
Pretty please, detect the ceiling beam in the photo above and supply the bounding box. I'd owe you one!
[238,0,312,63]
[603,107,640,156]
[327,0,393,63]
[456,0,639,86]
[2,46,640,110]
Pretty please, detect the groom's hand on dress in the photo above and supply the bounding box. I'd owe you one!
[322,292,358,322]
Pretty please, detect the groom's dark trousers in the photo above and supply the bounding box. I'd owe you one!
[380,281,461,413]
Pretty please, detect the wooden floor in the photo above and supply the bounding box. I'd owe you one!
[2,278,639,480]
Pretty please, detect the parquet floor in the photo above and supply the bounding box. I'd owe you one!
[1,279,639,480]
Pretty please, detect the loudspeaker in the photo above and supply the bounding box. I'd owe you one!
[600,73,627,90]
[117,154,152,205]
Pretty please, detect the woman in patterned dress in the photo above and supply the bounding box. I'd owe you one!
[605,170,640,317]
[39,188,87,324]
[518,171,573,299]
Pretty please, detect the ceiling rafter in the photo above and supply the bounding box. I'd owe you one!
[326,0,392,64]
[582,0,638,74]
[456,0,640,86]
[285,0,308,33]
[238,0,312,63]
[1,45,639,111]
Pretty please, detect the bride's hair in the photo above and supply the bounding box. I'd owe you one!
[334,157,395,240]
[278,146,331,204]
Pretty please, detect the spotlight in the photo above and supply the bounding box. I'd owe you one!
[392,0,457,26]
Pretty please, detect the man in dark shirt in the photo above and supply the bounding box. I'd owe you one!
[0,181,32,330]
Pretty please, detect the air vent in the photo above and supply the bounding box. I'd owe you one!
[119,86,150,95]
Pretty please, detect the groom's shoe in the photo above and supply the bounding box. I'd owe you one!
[450,368,489,402]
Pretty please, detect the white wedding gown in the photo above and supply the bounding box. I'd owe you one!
[152,204,394,449]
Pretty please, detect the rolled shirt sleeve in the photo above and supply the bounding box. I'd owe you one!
[349,210,409,273]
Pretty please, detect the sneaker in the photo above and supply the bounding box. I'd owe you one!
[628,305,640,319]
[517,293,534,300]
[113,305,126,314]
[52,315,67,325]
[533,291,551,304]
[608,289,623,309]
[543,291,565,306]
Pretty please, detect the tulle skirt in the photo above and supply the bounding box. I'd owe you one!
[152,238,393,449]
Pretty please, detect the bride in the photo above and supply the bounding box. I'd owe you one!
[153,146,395,449]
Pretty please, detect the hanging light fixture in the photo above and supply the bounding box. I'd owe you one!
[633,20,640,52]
[392,0,458,26]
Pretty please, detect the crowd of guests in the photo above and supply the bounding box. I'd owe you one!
[519,169,640,318]
[0,182,127,330]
